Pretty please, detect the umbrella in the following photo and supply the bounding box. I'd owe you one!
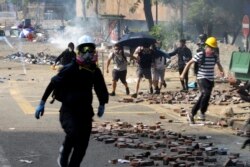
[154,49,170,59]
[117,32,156,48]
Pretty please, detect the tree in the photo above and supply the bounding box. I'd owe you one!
[7,0,30,18]
[130,0,154,31]
[86,0,105,16]
[187,0,246,44]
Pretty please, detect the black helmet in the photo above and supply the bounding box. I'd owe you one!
[199,34,207,42]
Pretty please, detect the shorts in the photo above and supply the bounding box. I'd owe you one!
[137,67,152,80]
[152,68,165,82]
[112,69,127,84]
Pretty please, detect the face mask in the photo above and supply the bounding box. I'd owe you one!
[76,52,97,65]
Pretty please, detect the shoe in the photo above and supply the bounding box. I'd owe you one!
[154,89,160,94]
[199,113,206,121]
[57,146,68,167]
[109,92,115,96]
[162,82,167,88]
[187,112,195,124]
[126,87,130,95]
[131,93,137,98]
[150,87,153,94]
[57,146,63,167]
[57,155,62,167]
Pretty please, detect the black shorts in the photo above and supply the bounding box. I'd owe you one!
[137,67,152,79]
[112,69,127,83]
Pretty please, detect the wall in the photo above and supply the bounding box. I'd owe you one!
[75,0,180,22]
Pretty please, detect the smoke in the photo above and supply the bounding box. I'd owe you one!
[48,17,103,49]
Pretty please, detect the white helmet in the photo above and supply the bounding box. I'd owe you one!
[77,35,95,49]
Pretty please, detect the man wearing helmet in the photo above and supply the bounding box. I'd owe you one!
[180,37,224,124]
[35,35,109,167]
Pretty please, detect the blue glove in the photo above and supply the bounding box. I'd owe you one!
[97,105,105,117]
[35,100,45,119]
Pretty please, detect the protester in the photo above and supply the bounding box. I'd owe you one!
[35,35,109,167]
[131,43,154,98]
[106,43,130,96]
[180,37,224,124]
[151,43,168,94]
[168,39,192,91]
[53,42,76,70]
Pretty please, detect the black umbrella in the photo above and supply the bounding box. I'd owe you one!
[117,32,156,48]
[154,49,170,59]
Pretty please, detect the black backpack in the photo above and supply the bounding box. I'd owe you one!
[50,86,64,104]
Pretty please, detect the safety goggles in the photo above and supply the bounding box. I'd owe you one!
[79,46,95,54]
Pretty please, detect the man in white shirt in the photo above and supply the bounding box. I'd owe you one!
[106,44,130,96]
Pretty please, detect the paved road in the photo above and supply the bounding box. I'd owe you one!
[0,61,249,167]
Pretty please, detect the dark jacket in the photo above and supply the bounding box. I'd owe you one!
[42,62,109,117]
[169,46,192,68]
[55,49,76,65]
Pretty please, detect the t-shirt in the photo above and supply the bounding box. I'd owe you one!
[108,52,128,71]
[193,51,219,81]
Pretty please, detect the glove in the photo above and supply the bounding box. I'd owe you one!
[35,100,45,119]
[97,105,105,117]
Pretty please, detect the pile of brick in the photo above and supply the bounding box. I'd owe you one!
[119,89,245,105]
[92,121,247,166]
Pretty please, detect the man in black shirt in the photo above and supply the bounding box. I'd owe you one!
[53,42,76,69]
[35,35,109,167]
[168,39,192,91]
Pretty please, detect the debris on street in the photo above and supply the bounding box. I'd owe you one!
[92,121,249,166]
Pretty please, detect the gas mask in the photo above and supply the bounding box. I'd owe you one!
[76,46,97,65]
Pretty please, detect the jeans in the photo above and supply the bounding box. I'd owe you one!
[191,78,214,116]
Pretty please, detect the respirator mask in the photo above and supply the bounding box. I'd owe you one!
[76,46,97,65]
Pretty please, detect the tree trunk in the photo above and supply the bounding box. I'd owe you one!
[81,0,87,20]
[94,0,99,16]
[143,0,154,31]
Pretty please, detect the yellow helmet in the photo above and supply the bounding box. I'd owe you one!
[205,37,218,48]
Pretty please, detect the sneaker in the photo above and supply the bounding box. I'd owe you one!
[109,92,115,96]
[154,88,160,94]
[57,146,63,167]
[131,93,137,98]
[199,113,206,121]
[126,87,130,95]
[187,112,195,124]
[162,82,167,88]
[57,155,62,167]
[150,87,153,94]
[57,146,68,167]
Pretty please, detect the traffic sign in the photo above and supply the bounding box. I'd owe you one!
[242,15,250,38]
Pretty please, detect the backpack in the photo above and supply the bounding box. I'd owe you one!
[50,86,64,104]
